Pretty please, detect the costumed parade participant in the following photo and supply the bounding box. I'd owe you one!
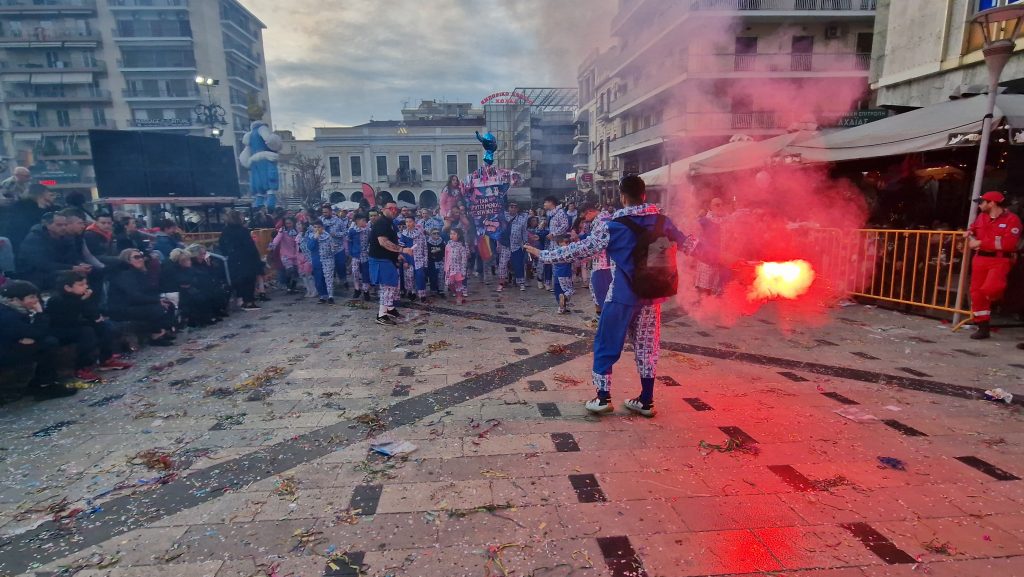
[541,197,571,291]
[497,201,530,292]
[369,201,413,326]
[445,228,470,304]
[426,228,446,296]
[399,217,428,302]
[348,215,372,301]
[526,175,699,418]
[307,220,335,304]
[475,129,498,166]
[238,100,283,210]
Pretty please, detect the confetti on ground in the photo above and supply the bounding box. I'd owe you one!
[923,539,957,556]
[699,438,761,456]
[426,340,451,354]
[234,365,286,391]
[546,344,570,355]
[484,542,527,577]
[553,373,584,387]
[877,456,907,471]
[812,475,853,491]
[129,449,175,471]
[273,476,299,501]
[203,386,235,398]
[290,528,324,554]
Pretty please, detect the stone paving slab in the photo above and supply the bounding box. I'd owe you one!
[1,286,1023,576]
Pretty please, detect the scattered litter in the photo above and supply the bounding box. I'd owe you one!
[883,405,903,412]
[480,469,510,478]
[214,413,246,428]
[370,440,418,457]
[983,388,1014,404]
[812,475,853,491]
[923,539,957,556]
[982,437,1007,448]
[235,365,285,391]
[203,386,235,398]
[553,373,584,387]
[354,409,387,436]
[326,552,365,574]
[290,528,324,554]
[148,362,174,373]
[129,449,175,471]
[448,503,516,519]
[546,344,570,355]
[877,456,906,471]
[426,340,451,354]
[667,351,711,370]
[245,388,274,401]
[485,542,527,577]
[55,553,120,576]
[699,439,760,456]
[834,406,879,423]
[273,476,299,501]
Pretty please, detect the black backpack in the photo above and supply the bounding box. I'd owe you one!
[613,215,678,299]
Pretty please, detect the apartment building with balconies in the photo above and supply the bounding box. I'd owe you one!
[577,0,876,180]
[871,0,1024,108]
[0,0,271,198]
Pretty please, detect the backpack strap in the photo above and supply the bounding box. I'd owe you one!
[613,215,646,236]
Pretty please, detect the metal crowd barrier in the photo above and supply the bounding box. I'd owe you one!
[804,227,973,319]
[180,229,276,258]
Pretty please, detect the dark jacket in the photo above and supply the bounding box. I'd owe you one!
[106,262,161,309]
[152,232,181,260]
[44,290,101,330]
[160,261,197,294]
[1,199,50,253]
[0,298,50,350]
[218,224,263,280]
[83,226,114,259]
[15,225,72,290]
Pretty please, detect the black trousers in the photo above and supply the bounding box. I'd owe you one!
[233,275,257,303]
[0,336,59,384]
[50,326,98,368]
[110,303,175,334]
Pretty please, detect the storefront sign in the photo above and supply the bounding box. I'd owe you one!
[822,109,889,128]
[481,91,535,106]
[947,132,982,146]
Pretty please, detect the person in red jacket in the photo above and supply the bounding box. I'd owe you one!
[966,191,1022,339]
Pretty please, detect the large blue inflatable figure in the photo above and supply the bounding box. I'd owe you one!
[475,130,497,166]
[239,100,283,209]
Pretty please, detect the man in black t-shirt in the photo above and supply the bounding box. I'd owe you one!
[368,201,413,325]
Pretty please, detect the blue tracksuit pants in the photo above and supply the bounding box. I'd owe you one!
[592,302,661,395]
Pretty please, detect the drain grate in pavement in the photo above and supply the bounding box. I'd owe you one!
[657,375,681,387]
[528,380,547,392]
[350,485,383,515]
[87,394,125,407]
[538,403,562,418]
[821,392,859,405]
[324,551,365,576]
[851,351,880,360]
[391,384,412,397]
[509,336,523,343]
[841,522,917,564]
[514,348,530,356]
[568,474,607,503]
[955,456,1021,481]
[767,465,818,492]
[815,339,839,346]
[596,536,648,577]
[32,421,75,438]
[407,339,423,345]
[550,432,579,452]
[719,426,757,445]
[777,371,809,382]
[952,348,986,357]
[882,419,928,437]
[683,398,713,411]
[505,327,517,332]
[897,367,931,378]
[398,367,415,377]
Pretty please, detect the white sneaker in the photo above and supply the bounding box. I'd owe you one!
[519,284,526,291]
[496,284,503,292]
[585,397,614,415]
[624,397,656,418]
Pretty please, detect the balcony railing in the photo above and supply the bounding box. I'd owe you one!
[117,58,196,69]
[4,88,111,102]
[0,30,101,42]
[9,119,115,131]
[691,0,875,9]
[122,88,199,99]
[111,27,192,40]
[108,0,188,7]
[609,123,668,156]
[690,52,871,74]
[0,0,96,12]
[388,171,422,187]
[0,60,106,73]
[127,118,194,128]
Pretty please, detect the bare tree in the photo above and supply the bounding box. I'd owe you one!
[291,154,327,209]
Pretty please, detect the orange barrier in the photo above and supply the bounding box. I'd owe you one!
[180,229,277,259]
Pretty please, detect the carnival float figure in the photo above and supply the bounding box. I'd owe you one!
[239,100,283,209]
[475,129,498,167]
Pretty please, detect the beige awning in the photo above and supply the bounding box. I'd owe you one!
[786,93,1024,163]
[688,131,816,175]
[639,140,751,186]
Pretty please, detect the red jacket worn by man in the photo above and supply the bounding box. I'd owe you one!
[967,191,1022,339]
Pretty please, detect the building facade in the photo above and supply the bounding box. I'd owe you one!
[871,0,1024,107]
[576,0,876,184]
[312,114,486,208]
[0,0,271,197]
[483,87,578,204]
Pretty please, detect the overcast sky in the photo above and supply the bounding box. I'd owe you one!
[243,0,614,139]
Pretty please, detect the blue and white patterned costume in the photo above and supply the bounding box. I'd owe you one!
[239,120,282,209]
[536,204,697,398]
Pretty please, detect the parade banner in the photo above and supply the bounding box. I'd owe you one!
[463,166,521,237]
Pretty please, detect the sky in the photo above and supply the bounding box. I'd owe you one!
[243,0,615,139]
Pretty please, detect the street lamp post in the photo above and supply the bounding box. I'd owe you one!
[952,4,1024,325]
[193,75,227,138]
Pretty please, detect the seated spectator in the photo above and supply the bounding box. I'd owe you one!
[106,249,176,346]
[16,212,90,291]
[60,207,104,272]
[46,271,132,382]
[113,216,146,253]
[152,219,183,260]
[0,280,76,401]
[186,243,230,319]
[2,183,56,254]
[162,248,219,327]
[84,211,116,260]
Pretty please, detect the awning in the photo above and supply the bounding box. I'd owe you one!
[786,93,1024,163]
[688,131,817,176]
[639,140,757,186]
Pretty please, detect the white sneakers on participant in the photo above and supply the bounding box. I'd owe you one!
[624,397,656,418]
[584,397,614,415]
